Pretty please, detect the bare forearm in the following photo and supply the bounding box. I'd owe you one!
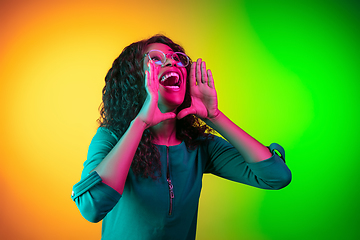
[205,111,272,163]
[92,117,147,194]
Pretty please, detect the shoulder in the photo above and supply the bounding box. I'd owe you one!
[87,127,119,157]
[92,127,119,142]
[202,134,230,146]
[198,134,233,153]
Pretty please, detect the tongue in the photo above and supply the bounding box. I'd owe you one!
[161,76,178,86]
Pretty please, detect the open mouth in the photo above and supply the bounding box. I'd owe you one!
[160,72,181,89]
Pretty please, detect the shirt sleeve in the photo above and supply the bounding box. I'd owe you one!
[204,135,292,190]
[71,127,121,223]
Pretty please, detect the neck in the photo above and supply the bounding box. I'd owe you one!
[150,118,181,146]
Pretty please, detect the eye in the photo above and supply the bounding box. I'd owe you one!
[173,52,189,67]
[149,51,164,65]
[172,54,180,62]
[151,56,162,61]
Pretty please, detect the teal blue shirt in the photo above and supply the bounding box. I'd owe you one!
[72,127,291,240]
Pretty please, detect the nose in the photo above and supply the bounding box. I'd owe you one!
[163,55,177,67]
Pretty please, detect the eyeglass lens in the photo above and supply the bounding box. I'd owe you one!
[148,50,188,67]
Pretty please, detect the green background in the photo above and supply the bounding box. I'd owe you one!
[0,0,358,239]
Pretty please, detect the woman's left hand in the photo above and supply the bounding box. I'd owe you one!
[177,58,219,120]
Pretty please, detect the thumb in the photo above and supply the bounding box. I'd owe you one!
[160,112,177,122]
[177,107,196,119]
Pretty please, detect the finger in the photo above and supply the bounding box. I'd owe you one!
[207,69,215,88]
[177,107,197,119]
[190,62,197,87]
[148,61,152,88]
[195,58,202,86]
[152,61,160,91]
[161,112,176,121]
[201,61,208,85]
[145,70,150,90]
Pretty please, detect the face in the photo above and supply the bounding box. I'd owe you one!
[143,43,188,113]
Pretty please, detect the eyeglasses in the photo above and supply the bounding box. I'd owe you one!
[145,49,190,68]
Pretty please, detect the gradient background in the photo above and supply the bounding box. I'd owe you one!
[1,0,359,239]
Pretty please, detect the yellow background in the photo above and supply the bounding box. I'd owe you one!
[1,0,359,239]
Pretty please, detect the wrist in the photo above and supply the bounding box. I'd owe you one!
[132,116,148,130]
[207,109,222,122]
[203,109,222,128]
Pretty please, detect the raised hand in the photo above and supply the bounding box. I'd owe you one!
[177,58,219,120]
[137,60,176,128]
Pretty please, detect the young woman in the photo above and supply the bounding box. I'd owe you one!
[71,35,291,240]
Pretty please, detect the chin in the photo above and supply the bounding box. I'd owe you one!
[159,99,184,112]
[158,86,186,110]
[158,95,185,113]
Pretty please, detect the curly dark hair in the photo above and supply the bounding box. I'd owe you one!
[98,34,213,179]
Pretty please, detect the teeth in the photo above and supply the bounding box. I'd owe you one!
[160,72,179,83]
[164,86,179,89]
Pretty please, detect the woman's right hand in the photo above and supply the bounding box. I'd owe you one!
[137,60,176,128]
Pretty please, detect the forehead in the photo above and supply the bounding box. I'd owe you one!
[145,43,173,53]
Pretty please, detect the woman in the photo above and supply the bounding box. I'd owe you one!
[71,35,291,240]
